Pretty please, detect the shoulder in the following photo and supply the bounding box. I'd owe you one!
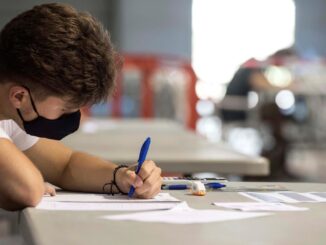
[0,119,39,151]
[0,120,14,140]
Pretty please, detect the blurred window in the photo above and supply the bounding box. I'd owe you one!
[192,0,295,99]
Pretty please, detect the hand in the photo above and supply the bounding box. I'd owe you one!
[116,160,162,199]
[44,182,56,196]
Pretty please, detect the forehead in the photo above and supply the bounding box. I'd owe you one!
[39,96,76,109]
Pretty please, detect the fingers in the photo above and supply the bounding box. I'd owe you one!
[125,170,143,188]
[117,160,162,198]
[135,164,162,198]
[124,160,156,188]
[44,183,56,196]
[137,176,162,199]
[137,160,155,181]
[115,168,143,194]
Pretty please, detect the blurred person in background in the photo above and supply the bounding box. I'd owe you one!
[219,48,299,181]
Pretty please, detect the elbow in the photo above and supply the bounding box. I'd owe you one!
[2,180,44,211]
[17,179,44,208]
[19,185,44,208]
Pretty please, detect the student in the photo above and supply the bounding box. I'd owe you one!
[0,3,162,211]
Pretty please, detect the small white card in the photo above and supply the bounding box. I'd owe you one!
[305,192,326,202]
[240,191,326,203]
[213,202,308,212]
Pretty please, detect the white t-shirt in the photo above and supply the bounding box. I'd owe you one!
[0,119,39,151]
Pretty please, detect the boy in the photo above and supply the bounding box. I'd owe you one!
[0,3,162,211]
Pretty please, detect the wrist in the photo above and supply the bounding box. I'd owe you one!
[114,165,128,194]
[102,165,128,195]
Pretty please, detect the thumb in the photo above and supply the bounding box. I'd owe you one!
[126,170,143,187]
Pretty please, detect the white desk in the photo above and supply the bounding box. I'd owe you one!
[19,182,326,245]
[62,119,269,176]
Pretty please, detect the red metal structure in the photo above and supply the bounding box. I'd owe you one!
[84,54,198,130]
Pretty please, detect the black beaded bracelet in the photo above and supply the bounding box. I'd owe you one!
[113,165,128,194]
[103,165,128,195]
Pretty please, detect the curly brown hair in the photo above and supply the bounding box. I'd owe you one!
[0,3,121,107]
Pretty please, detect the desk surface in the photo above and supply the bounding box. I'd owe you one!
[20,182,326,245]
[62,119,269,176]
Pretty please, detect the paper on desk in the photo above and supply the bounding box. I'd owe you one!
[213,202,308,211]
[36,201,178,211]
[306,192,326,202]
[42,192,179,203]
[240,192,326,203]
[36,193,180,211]
[102,202,271,224]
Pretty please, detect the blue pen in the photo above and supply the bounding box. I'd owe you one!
[161,184,189,190]
[128,137,151,198]
[162,183,225,190]
[205,182,226,189]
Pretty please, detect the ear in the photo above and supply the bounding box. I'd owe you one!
[8,86,29,109]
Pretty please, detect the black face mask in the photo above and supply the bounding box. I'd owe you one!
[17,87,81,140]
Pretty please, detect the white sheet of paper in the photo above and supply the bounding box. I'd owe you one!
[306,192,326,202]
[36,201,179,211]
[240,192,325,203]
[102,202,271,224]
[42,192,179,203]
[213,202,308,211]
[240,192,295,203]
[37,192,179,211]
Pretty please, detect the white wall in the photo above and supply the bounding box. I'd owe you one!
[294,0,326,57]
[0,0,192,59]
[114,0,192,59]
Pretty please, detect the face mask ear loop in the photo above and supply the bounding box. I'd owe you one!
[22,86,40,116]
[16,108,26,121]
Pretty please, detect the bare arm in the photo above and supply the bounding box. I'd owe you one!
[24,138,162,198]
[0,138,44,211]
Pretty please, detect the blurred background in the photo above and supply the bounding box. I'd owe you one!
[1,0,326,184]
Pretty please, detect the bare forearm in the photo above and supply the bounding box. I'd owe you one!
[57,151,118,193]
[24,140,162,199]
[0,139,44,211]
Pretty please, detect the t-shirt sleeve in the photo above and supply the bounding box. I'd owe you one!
[0,127,11,141]
[10,123,39,151]
[0,120,39,151]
